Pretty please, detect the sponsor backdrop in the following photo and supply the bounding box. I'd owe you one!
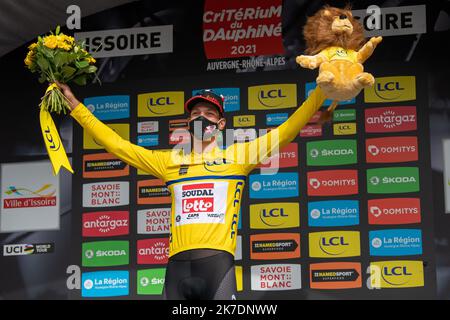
[71,63,436,299]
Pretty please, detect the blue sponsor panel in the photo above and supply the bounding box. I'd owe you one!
[308,200,359,227]
[305,82,355,106]
[137,134,159,147]
[82,271,129,297]
[192,88,240,112]
[249,172,299,199]
[84,96,130,120]
[266,113,288,126]
[369,229,423,256]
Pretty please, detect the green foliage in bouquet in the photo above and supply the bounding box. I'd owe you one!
[24,26,99,114]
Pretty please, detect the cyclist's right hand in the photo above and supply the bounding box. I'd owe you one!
[55,81,80,111]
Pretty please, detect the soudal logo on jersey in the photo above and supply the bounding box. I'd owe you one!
[233,115,255,127]
[82,271,129,298]
[249,202,300,229]
[203,158,233,174]
[248,84,297,110]
[83,153,129,178]
[369,229,422,256]
[258,142,298,169]
[84,95,130,120]
[251,264,302,291]
[82,182,129,208]
[138,121,159,133]
[309,231,361,258]
[307,170,358,196]
[138,92,184,117]
[83,124,129,150]
[369,260,424,289]
[266,113,288,126]
[250,172,299,199]
[365,106,417,133]
[137,179,171,205]
[173,181,228,226]
[307,140,357,166]
[82,211,129,237]
[82,241,129,267]
[137,208,171,235]
[250,233,300,260]
[137,238,169,264]
[310,262,362,289]
[333,123,357,136]
[308,200,359,227]
[368,198,421,225]
[364,76,416,103]
[367,167,420,194]
[366,136,418,163]
[333,109,356,122]
[300,124,322,137]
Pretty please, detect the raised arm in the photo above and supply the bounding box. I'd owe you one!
[227,86,326,174]
[57,82,168,180]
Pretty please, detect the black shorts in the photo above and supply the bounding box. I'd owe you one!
[163,249,237,300]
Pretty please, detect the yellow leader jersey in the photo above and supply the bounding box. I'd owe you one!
[71,87,326,258]
[320,46,358,63]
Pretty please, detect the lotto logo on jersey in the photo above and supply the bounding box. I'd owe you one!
[174,181,228,226]
[369,260,424,289]
[181,183,214,214]
[368,198,421,225]
[309,231,361,258]
[365,106,417,133]
[366,136,418,163]
[364,76,416,103]
[307,170,358,196]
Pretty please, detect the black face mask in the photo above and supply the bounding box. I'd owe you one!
[188,116,220,141]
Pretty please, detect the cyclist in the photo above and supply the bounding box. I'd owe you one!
[56,81,326,300]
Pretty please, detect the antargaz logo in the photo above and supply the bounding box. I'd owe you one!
[365,106,417,133]
[367,167,420,194]
[309,231,360,258]
[248,84,297,110]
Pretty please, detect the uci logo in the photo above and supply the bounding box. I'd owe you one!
[44,126,61,152]
[258,89,286,107]
[147,96,174,114]
[375,81,405,100]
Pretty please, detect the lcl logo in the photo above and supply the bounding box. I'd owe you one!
[376,82,405,92]
[261,208,288,218]
[147,96,174,107]
[321,236,349,246]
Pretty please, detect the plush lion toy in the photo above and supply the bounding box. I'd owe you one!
[296,5,382,123]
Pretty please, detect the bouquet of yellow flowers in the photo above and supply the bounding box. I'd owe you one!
[25,26,98,114]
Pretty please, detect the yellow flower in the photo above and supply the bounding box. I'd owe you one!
[28,43,37,51]
[43,35,57,49]
[24,51,35,67]
[85,56,96,64]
